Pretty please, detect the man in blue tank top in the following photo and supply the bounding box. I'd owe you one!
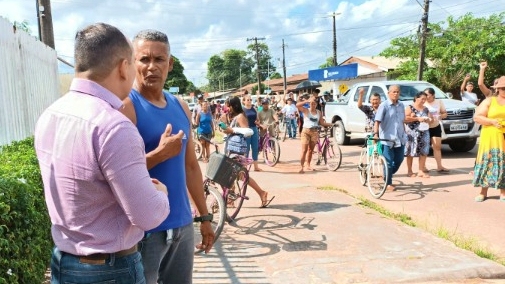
[121,29,214,284]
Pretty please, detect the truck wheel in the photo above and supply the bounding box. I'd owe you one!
[448,138,477,152]
[333,120,350,145]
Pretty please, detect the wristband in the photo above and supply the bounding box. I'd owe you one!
[194,213,213,223]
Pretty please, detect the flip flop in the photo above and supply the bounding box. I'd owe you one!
[474,195,487,202]
[437,168,450,173]
[260,195,275,208]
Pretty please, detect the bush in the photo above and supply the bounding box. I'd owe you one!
[0,137,51,284]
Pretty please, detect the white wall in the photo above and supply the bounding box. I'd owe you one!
[0,17,59,145]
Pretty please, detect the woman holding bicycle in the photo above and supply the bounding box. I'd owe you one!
[296,95,333,173]
[219,96,275,208]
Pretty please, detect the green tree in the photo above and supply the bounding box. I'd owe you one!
[247,43,276,82]
[319,57,334,69]
[206,49,254,91]
[380,12,505,93]
[165,55,189,94]
[269,72,282,79]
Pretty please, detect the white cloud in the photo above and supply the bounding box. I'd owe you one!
[0,0,499,86]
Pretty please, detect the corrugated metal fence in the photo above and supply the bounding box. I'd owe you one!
[0,16,59,146]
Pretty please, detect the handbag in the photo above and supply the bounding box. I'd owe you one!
[225,117,249,155]
[226,133,247,155]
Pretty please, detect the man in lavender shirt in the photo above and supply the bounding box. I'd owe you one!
[34,23,169,284]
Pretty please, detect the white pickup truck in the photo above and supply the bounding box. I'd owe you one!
[324,80,480,152]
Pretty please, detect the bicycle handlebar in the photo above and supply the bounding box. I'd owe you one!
[198,135,220,152]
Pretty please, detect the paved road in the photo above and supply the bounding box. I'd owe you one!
[193,137,505,283]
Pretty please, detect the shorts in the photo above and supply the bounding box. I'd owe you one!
[301,128,318,144]
[199,133,212,140]
[429,124,442,138]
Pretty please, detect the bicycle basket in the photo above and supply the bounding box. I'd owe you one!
[206,152,243,188]
[367,139,382,155]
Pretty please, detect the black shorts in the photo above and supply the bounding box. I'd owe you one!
[429,124,442,138]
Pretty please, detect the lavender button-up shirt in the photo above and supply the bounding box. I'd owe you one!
[34,78,169,256]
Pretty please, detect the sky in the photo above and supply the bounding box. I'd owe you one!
[0,0,501,88]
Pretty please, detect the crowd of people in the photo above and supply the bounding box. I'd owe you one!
[32,20,504,284]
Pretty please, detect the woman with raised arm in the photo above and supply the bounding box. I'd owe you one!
[478,61,498,98]
[472,76,505,202]
[296,95,333,173]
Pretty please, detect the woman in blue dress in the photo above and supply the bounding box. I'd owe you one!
[195,101,214,162]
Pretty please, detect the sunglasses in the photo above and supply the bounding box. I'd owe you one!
[244,99,252,101]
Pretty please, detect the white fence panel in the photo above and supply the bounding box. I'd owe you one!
[0,17,59,146]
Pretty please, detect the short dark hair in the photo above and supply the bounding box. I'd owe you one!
[74,23,132,80]
[414,91,427,101]
[424,87,435,96]
[133,29,170,55]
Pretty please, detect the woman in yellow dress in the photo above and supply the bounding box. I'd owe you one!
[473,76,505,202]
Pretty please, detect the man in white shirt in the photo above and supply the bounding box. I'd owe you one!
[460,74,479,105]
[281,98,298,138]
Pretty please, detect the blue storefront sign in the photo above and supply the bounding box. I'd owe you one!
[308,63,358,82]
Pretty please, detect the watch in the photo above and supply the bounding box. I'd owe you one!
[194,213,213,223]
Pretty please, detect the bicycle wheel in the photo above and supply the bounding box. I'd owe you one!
[263,138,280,167]
[357,147,368,186]
[279,119,286,133]
[194,140,203,160]
[322,143,342,171]
[282,125,288,142]
[367,154,388,199]
[224,167,248,222]
[194,181,225,254]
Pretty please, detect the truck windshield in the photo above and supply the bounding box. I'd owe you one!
[386,83,448,101]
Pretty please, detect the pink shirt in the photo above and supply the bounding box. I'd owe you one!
[34,78,169,256]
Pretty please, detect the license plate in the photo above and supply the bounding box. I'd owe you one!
[450,124,468,131]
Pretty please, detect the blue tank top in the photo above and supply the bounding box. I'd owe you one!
[129,89,192,231]
[243,107,257,128]
[198,111,213,134]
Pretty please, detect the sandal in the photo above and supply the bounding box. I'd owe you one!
[437,168,450,173]
[474,195,487,202]
[260,193,275,208]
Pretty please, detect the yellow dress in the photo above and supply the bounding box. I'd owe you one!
[473,97,505,188]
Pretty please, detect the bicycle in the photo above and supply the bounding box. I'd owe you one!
[258,123,281,167]
[313,126,342,171]
[192,126,203,160]
[357,135,393,199]
[193,136,252,252]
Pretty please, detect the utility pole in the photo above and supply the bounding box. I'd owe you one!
[282,39,287,95]
[247,37,265,96]
[331,12,337,66]
[37,0,55,49]
[417,0,430,80]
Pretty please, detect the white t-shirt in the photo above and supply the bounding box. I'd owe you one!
[281,104,298,119]
[461,91,478,105]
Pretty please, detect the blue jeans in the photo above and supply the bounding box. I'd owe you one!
[381,144,405,186]
[246,126,260,161]
[139,223,194,284]
[286,118,297,138]
[51,247,145,284]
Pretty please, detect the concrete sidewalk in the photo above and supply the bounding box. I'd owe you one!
[193,138,505,283]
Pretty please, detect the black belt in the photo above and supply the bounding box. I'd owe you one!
[73,245,138,265]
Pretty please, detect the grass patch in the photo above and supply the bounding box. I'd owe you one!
[434,227,504,265]
[213,131,225,144]
[317,185,347,194]
[355,196,505,266]
[357,197,416,227]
